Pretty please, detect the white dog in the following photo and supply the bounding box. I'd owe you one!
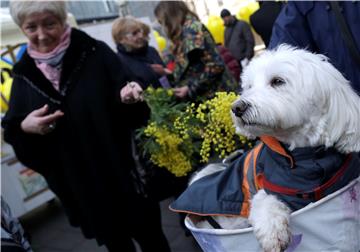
[171,45,360,252]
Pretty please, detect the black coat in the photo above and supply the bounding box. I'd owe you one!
[249,1,283,47]
[2,29,149,244]
[116,43,189,202]
[116,44,164,88]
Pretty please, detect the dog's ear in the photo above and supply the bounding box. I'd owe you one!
[314,56,360,153]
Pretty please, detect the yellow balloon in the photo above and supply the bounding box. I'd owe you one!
[248,2,260,13]
[206,15,225,45]
[236,1,259,23]
[156,35,167,52]
[0,61,13,113]
[153,30,160,38]
[208,15,219,22]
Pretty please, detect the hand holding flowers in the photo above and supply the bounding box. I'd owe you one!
[137,87,252,177]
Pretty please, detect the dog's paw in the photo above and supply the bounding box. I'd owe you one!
[255,219,291,252]
[249,190,292,252]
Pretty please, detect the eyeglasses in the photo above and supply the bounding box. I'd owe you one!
[125,29,143,38]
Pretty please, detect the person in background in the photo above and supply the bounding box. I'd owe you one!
[220,8,255,69]
[217,44,241,83]
[2,1,169,251]
[154,1,238,236]
[269,1,360,95]
[112,17,187,203]
[249,1,283,47]
[155,1,238,101]
[112,17,171,89]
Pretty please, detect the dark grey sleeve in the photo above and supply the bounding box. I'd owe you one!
[242,23,255,59]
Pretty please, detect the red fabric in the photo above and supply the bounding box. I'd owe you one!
[313,154,352,200]
[166,61,176,72]
[217,45,241,82]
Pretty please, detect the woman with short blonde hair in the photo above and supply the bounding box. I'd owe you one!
[112,17,147,44]
[112,17,170,82]
[112,16,180,216]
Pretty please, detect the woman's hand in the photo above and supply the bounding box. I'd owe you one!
[21,105,64,135]
[150,64,172,75]
[173,86,189,99]
[120,82,143,104]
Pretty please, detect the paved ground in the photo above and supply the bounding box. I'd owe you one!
[19,198,202,252]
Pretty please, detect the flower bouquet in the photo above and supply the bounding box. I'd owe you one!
[136,87,252,177]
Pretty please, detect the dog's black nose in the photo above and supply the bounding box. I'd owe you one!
[232,100,249,117]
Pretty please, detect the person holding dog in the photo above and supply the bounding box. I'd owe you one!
[249,1,283,47]
[154,1,238,101]
[2,1,170,251]
[269,1,360,95]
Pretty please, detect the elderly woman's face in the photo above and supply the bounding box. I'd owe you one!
[120,28,147,50]
[21,11,65,53]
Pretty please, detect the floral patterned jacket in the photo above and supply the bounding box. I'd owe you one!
[168,15,238,100]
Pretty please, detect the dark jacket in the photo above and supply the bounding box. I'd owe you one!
[115,43,162,126]
[269,1,360,95]
[1,29,149,244]
[116,43,189,202]
[249,1,283,47]
[170,137,360,216]
[116,44,164,88]
[224,17,255,61]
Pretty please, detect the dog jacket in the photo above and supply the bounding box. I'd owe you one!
[170,136,360,218]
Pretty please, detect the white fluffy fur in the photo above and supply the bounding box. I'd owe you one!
[233,45,360,153]
[249,190,291,252]
[190,45,360,252]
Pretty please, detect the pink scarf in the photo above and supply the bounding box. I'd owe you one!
[27,25,71,91]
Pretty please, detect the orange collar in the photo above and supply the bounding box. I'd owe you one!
[260,135,294,168]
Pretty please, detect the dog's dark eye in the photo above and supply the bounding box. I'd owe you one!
[270,77,285,87]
